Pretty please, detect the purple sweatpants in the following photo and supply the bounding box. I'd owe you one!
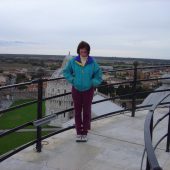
[71,86,94,135]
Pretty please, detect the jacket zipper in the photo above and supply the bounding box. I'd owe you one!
[82,67,84,90]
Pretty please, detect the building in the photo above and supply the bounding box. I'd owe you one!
[0,75,8,86]
[45,53,74,127]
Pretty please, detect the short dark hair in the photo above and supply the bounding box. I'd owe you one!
[77,41,90,55]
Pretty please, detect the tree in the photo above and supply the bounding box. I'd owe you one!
[34,67,46,79]
[98,80,108,95]
[16,73,28,83]
[116,85,124,97]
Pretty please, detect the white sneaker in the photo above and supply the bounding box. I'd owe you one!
[81,135,88,142]
[76,135,82,142]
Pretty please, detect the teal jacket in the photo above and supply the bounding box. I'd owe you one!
[62,55,103,91]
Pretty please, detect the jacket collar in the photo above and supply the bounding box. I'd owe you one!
[74,55,94,66]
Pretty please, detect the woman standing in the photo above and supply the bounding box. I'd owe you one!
[62,41,103,142]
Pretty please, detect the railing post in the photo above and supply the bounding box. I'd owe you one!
[146,114,153,170]
[131,61,138,117]
[166,106,170,152]
[36,78,43,152]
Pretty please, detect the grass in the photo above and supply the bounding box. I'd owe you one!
[0,99,62,156]
[0,99,57,129]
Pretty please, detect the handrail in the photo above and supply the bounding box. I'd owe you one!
[1,76,170,91]
[1,64,170,90]
[0,63,170,163]
[142,93,170,170]
[1,86,170,117]
[1,81,170,116]
[144,111,161,170]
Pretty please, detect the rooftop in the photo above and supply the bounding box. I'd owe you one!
[1,108,170,170]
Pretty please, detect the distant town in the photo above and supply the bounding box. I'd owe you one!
[0,53,170,86]
[0,54,170,104]
[0,53,170,157]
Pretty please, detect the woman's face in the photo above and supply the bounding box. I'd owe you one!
[79,48,88,57]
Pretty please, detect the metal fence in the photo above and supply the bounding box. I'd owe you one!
[0,63,170,170]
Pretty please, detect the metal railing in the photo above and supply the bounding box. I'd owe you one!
[0,63,170,165]
[141,93,170,170]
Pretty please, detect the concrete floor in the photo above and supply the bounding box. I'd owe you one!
[1,108,170,170]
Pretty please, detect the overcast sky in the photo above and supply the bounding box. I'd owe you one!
[0,0,170,59]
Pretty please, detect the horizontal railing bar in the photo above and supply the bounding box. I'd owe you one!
[1,85,170,116]
[30,65,170,84]
[0,79,39,90]
[153,112,169,130]
[98,77,170,89]
[0,99,38,115]
[0,64,170,90]
[33,114,57,127]
[154,133,168,151]
[91,89,170,105]
[135,89,170,96]
[137,77,170,83]
[91,109,129,121]
[0,122,33,138]
[0,139,38,162]
[42,92,71,102]
[41,126,74,141]
[94,65,170,73]
[0,92,72,115]
[136,102,170,110]
[112,65,170,72]
[137,65,170,70]
[0,76,169,93]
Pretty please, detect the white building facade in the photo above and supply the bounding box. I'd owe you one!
[45,54,74,127]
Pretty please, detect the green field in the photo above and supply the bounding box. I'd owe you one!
[0,99,60,156]
[0,99,57,129]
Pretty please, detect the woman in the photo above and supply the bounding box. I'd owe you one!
[62,41,103,142]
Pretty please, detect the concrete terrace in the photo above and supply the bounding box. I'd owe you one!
[1,108,170,170]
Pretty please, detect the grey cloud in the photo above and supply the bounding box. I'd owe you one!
[0,0,169,59]
[0,40,41,46]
